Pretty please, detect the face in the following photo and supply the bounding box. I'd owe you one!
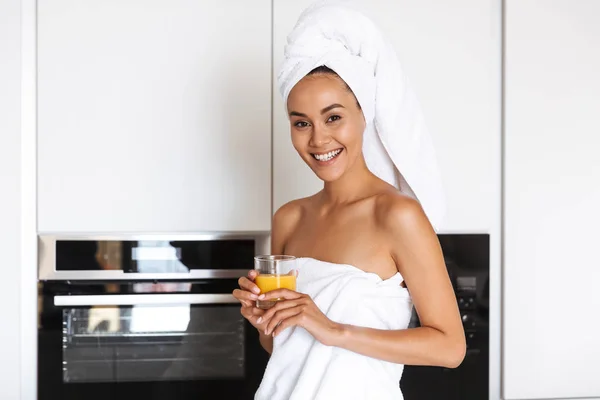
[287,73,366,183]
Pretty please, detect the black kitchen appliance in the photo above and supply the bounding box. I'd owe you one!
[37,234,270,400]
[38,233,490,399]
[401,233,490,399]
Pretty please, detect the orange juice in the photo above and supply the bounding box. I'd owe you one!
[255,274,296,293]
[254,274,296,309]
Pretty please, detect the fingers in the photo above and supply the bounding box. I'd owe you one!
[261,288,303,301]
[240,305,256,319]
[233,270,261,304]
[240,305,268,328]
[238,276,261,294]
[264,305,304,335]
[239,299,252,307]
[240,304,260,320]
[260,299,301,322]
[272,314,302,338]
[232,288,258,303]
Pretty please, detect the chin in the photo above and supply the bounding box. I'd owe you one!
[312,169,344,183]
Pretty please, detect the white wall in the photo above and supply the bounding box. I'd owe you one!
[0,0,21,398]
[504,0,600,399]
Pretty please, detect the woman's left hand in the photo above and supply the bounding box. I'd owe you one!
[258,289,343,346]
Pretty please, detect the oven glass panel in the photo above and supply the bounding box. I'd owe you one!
[55,240,256,272]
[62,305,244,383]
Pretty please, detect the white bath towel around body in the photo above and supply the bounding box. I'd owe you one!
[254,258,413,400]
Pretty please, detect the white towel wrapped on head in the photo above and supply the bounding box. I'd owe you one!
[254,258,413,400]
[278,0,445,229]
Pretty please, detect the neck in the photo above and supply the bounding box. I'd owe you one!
[321,155,378,205]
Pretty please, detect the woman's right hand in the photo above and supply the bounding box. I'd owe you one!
[233,270,270,332]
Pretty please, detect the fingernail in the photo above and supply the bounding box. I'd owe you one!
[256,317,262,324]
[272,332,275,337]
[250,294,258,300]
[264,329,268,335]
[258,294,265,300]
[253,288,260,294]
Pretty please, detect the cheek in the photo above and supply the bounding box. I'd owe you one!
[290,132,309,154]
[336,123,364,150]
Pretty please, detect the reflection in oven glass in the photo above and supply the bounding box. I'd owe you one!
[132,240,189,274]
[62,306,245,383]
[130,305,190,333]
[54,238,256,272]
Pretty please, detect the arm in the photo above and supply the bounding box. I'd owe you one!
[258,201,303,354]
[331,198,466,368]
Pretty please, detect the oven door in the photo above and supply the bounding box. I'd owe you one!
[38,281,269,400]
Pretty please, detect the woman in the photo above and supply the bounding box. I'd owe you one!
[233,2,465,399]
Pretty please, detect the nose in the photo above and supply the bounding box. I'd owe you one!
[308,125,331,147]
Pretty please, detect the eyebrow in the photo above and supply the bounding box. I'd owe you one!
[289,103,345,118]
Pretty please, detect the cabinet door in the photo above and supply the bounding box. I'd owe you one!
[0,0,22,398]
[504,1,600,398]
[272,0,500,234]
[38,0,271,232]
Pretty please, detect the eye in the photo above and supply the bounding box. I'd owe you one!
[327,115,341,123]
[294,121,310,128]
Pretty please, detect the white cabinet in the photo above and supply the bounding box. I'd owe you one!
[0,0,23,397]
[504,1,600,399]
[272,0,500,234]
[37,0,272,233]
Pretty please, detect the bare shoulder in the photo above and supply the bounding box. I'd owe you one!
[372,191,443,278]
[271,196,312,253]
[273,198,306,231]
[374,191,435,239]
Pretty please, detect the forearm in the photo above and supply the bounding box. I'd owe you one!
[259,332,273,354]
[333,324,465,368]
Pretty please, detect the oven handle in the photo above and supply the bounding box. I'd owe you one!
[40,269,249,281]
[54,294,240,307]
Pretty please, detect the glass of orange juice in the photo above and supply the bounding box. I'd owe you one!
[254,255,297,309]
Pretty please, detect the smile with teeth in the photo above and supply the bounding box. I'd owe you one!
[312,149,343,162]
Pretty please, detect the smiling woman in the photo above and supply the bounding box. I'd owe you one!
[232,2,465,399]
[287,66,367,183]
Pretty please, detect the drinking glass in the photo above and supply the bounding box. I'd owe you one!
[254,255,297,309]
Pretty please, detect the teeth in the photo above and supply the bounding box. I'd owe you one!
[314,149,341,162]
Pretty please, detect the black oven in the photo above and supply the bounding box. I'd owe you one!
[37,234,270,400]
[401,234,490,400]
